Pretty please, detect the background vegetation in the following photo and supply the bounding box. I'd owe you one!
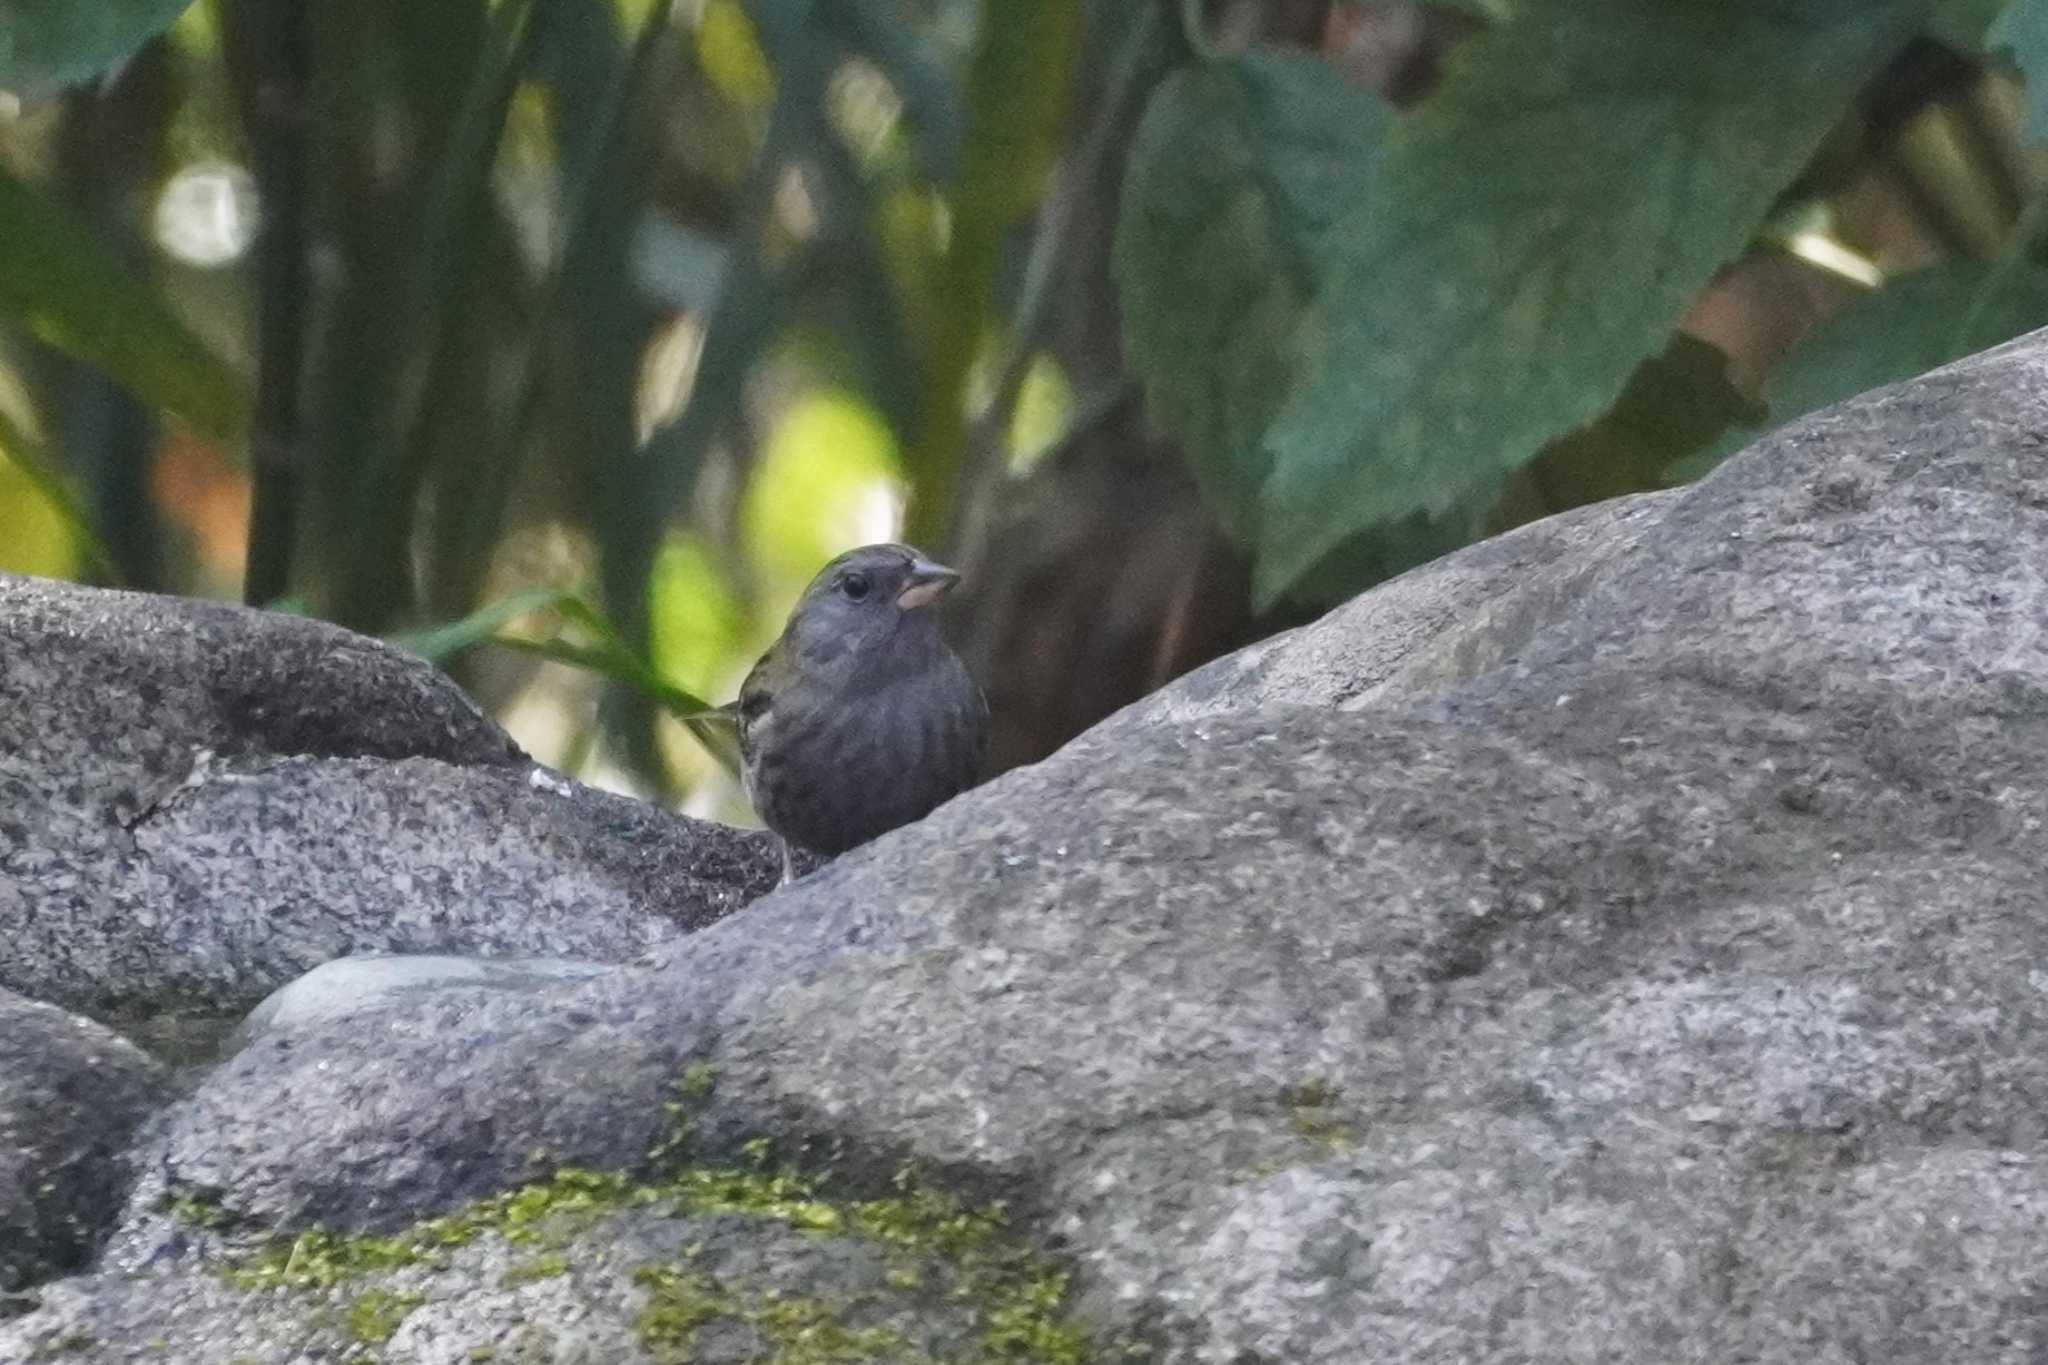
[4,0,2047,820]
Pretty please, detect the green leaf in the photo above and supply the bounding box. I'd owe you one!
[0,0,193,95]
[1932,0,2013,49]
[1276,491,1502,610]
[388,588,582,665]
[0,404,122,582]
[1254,0,1928,607]
[0,166,243,437]
[1731,257,2048,454]
[0,403,123,582]
[1989,0,2048,138]
[1116,48,1391,546]
[388,587,739,778]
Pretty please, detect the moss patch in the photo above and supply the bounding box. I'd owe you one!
[634,1264,914,1363]
[1281,1078,1359,1157]
[218,1167,650,1292]
[346,1288,425,1344]
[204,1157,1097,1363]
[679,1062,719,1100]
[631,1163,1100,1363]
[499,1251,570,1287]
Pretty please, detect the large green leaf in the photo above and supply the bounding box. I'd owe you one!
[1116,48,1390,546]
[1709,258,2048,470]
[1989,0,2048,139]
[0,167,242,437]
[1933,0,2015,49]
[0,0,193,94]
[1776,261,2048,419]
[1252,0,1929,606]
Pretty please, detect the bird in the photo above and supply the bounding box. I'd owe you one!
[735,543,989,883]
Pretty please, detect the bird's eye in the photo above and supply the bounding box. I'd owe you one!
[840,572,871,601]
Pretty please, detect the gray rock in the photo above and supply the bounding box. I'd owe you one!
[17,332,2048,1361]
[0,989,169,1298]
[0,574,779,1023]
[236,953,614,1045]
[1136,489,1678,720]
[0,572,519,781]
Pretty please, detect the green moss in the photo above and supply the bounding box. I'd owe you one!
[749,1289,913,1362]
[206,1081,1097,1362]
[162,1191,229,1230]
[1283,1078,1338,1110]
[982,1268,1091,1364]
[500,1251,570,1287]
[1282,1078,1358,1156]
[654,1065,720,1163]
[634,1265,726,1357]
[346,1287,424,1344]
[221,1167,651,1291]
[636,1265,917,1364]
[679,1062,719,1099]
[625,1163,1094,1360]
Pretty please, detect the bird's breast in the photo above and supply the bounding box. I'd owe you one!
[746,661,986,857]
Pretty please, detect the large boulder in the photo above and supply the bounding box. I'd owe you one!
[0,575,777,1029]
[11,331,2048,1361]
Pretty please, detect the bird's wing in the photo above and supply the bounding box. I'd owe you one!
[735,665,773,755]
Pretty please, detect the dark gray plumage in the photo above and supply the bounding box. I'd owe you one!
[737,543,989,881]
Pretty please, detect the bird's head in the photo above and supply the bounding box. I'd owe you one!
[781,542,962,680]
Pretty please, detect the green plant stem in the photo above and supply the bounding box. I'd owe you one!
[219,0,312,607]
[955,4,1167,535]
[1179,0,1221,60]
[902,0,1085,550]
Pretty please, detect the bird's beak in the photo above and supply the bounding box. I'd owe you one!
[896,555,961,610]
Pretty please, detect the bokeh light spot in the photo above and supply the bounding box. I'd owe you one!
[742,388,903,619]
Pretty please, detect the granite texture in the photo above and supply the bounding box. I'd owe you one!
[0,576,778,1022]
[0,989,169,1301]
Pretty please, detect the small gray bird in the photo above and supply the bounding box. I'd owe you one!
[737,543,989,882]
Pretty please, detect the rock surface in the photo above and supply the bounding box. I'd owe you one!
[1126,489,1678,721]
[0,989,169,1300]
[11,1176,1084,1362]
[0,575,778,1024]
[234,952,614,1046]
[10,334,2048,1361]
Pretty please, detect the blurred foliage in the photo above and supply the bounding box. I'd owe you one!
[0,163,242,437]
[1117,46,1389,550]
[6,0,2048,813]
[0,0,195,95]
[1992,0,2048,134]
[1120,0,2045,605]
